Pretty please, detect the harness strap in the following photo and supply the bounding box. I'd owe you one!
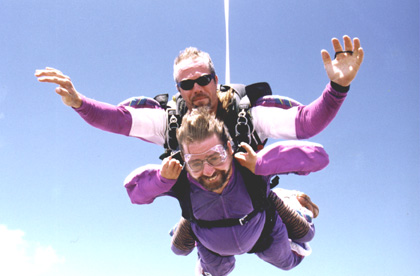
[248,201,276,253]
[194,207,261,228]
[172,160,270,229]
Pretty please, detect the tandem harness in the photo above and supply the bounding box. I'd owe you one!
[153,82,273,160]
[172,160,277,253]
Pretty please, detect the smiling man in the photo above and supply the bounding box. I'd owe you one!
[124,107,330,275]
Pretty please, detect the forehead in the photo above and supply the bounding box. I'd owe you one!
[175,58,211,81]
[183,134,222,156]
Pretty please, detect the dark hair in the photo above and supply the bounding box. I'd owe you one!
[177,107,231,154]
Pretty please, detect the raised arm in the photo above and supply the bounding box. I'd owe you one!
[35,67,167,145]
[296,36,363,138]
[252,36,364,140]
[34,67,131,134]
[252,82,348,140]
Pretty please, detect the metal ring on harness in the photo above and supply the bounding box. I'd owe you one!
[167,113,180,151]
[235,109,252,145]
[169,114,178,125]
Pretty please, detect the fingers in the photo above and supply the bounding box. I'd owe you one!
[234,143,254,160]
[233,152,247,166]
[161,156,183,179]
[238,142,254,154]
[234,143,257,173]
[35,67,72,87]
[343,35,352,51]
[36,67,82,108]
[234,143,249,161]
[332,35,351,52]
[38,76,73,88]
[357,47,365,65]
[353,37,361,52]
[321,49,332,66]
[55,87,69,97]
[35,67,66,78]
[352,37,365,66]
[331,37,343,53]
[35,67,66,75]
[163,156,182,169]
[331,35,356,59]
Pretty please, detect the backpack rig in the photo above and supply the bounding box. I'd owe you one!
[154,82,273,160]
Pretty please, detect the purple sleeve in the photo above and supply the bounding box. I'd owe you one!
[254,141,329,176]
[124,164,177,205]
[74,96,132,136]
[295,82,347,139]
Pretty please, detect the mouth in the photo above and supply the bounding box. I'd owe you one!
[196,166,232,193]
[206,174,218,182]
[203,172,219,183]
[192,94,209,105]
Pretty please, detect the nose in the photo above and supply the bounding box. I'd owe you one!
[202,162,215,176]
[191,81,204,93]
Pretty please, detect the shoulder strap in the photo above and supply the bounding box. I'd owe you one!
[234,160,270,212]
[232,82,272,152]
[172,169,195,222]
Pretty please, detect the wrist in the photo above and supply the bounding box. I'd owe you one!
[71,95,84,109]
[73,99,82,109]
[331,81,350,93]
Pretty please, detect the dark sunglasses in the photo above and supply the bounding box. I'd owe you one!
[177,73,215,90]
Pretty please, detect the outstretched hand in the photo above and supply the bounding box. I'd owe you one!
[160,156,183,180]
[35,67,83,108]
[321,35,364,87]
[234,143,257,173]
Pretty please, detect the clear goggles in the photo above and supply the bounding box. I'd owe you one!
[183,144,228,172]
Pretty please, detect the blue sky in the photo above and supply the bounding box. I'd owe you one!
[0,0,419,275]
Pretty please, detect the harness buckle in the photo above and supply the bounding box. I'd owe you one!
[169,114,178,125]
[166,109,181,151]
[235,109,252,145]
[239,214,249,226]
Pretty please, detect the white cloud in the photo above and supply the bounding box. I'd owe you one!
[0,225,65,276]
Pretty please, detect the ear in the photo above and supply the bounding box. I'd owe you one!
[176,83,181,93]
[214,74,219,85]
[227,140,234,155]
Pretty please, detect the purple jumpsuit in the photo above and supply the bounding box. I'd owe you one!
[124,141,329,275]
